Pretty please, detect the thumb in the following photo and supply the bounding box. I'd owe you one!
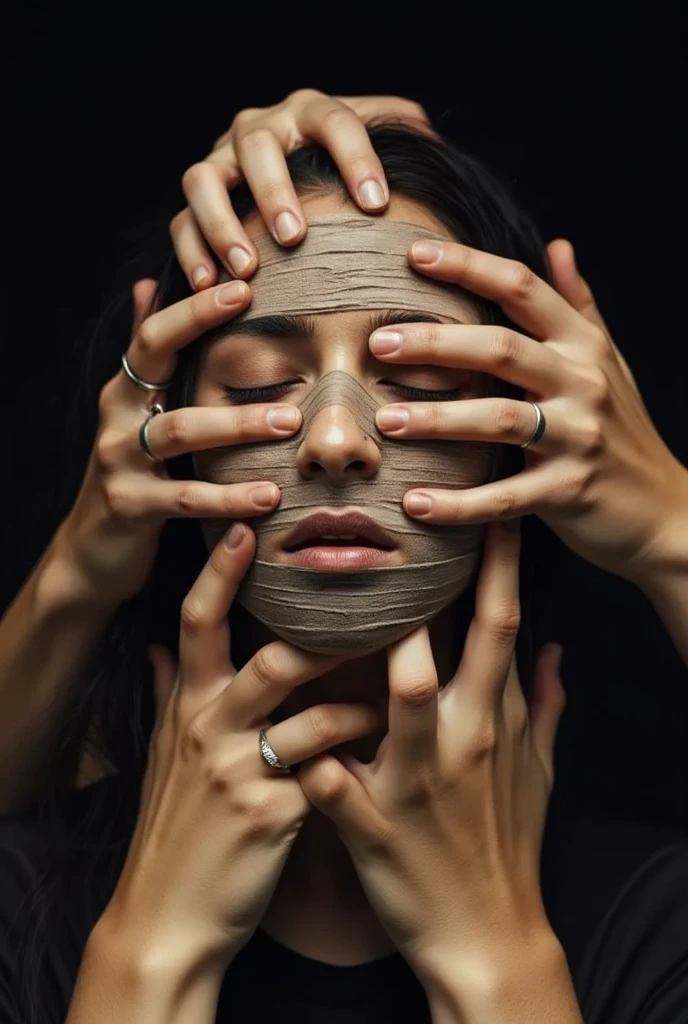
[547,239,609,335]
[547,239,640,396]
[131,278,159,337]
[529,643,566,792]
[146,643,178,722]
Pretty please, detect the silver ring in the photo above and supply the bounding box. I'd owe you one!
[519,401,547,450]
[259,728,293,775]
[121,353,172,393]
[139,404,165,461]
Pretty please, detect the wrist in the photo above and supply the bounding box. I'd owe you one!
[627,463,688,590]
[423,927,580,1024]
[87,913,228,1003]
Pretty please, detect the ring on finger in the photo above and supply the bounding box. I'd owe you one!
[519,401,547,450]
[259,727,295,775]
[122,352,173,393]
[139,404,166,462]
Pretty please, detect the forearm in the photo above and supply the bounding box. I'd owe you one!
[67,924,223,1024]
[0,525,118,813]
[631,493,688,668]
[424,932,582,1024]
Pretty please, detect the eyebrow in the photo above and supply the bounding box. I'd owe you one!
[207,310,451,348]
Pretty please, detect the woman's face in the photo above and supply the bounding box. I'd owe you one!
[192,191,496,655]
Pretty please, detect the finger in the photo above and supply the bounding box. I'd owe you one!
[297,95,389,212]
[235,128,307,246]
[336,94,434,135]
[453,521,521,711]
[181,153,258,279]
[546,240,609,335]
[141,403,302,461]
[528,644,566,790]
[178,522,255,683]
[110,476,285,521]
[547,239,640,396]
[220,641,343,731]
[377,397,561,452]
[369,322,567,394]
[131,279,158,332]
[123,280,250,397]
[147,643,178,722]
[386,625,439,773]
[259,701,381,770]
[169,209,217,291]
[409,240,590,341]
[402,462,563,525]
[501,654,529,736]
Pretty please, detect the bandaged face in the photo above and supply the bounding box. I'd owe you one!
[193,197,497,655]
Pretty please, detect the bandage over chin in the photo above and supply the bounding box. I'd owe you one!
[195,217,496,655]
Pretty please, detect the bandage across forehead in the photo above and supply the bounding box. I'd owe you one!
[195,216,496,655]
[232,215,473,320]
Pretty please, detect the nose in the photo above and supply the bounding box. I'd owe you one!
[295,403,382,484]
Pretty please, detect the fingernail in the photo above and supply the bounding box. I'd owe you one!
[370,330,403,355]
[225,523,245,549]
[405,493,433,515]
[250,484,279,508]
[191,266,209,288]
[274,211,301,244]
[267,406,301,432]
[358,178,387,210]
[377,406,410,432]
[216,281,248,305]
[227,246,253,276]
[412,240,443,264]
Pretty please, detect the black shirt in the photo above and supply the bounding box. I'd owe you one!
[0,775,687,1023]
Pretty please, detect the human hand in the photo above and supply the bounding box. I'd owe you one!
[99,522,381,974]
[298,520,565,998]
[171,89,429,287]
[369,238,688,581]
[55,278,303,604]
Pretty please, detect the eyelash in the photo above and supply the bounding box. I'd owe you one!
[221,380,467,404]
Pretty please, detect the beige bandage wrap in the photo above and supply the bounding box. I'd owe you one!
[195,216,496,655]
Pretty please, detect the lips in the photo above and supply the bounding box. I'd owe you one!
[283,510,396,552]
[282,510,397,572]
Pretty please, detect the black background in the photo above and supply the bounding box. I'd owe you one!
[3,1,687,821]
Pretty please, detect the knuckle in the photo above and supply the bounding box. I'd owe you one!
[238,127,275,154]
[231,106,260,130]
[321,104,356,134]
[174,483,204,515]
[163,409,192,448]
[492,490,519,518]
[182,713,214,759]
[556,464,595,507]
[581,366,611,409]
[488,604,521,646]
[181,161,208,195]
[251,646,283,692]
[289,87,322,106]
[577,417,605,456]
[506,261,537,299]
[136,317,158,355]
[242,785,287,836]
[489,328,522,368]
[469,717,499,759]
[95,432,123,475]
[180,595,210,635]
[306,706,339,745]
[396,675,436,711]
[493,399,522,439]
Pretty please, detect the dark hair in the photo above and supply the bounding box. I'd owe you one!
[17,122,561,1022]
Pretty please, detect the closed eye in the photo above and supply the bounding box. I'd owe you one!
[221,381,468,404]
